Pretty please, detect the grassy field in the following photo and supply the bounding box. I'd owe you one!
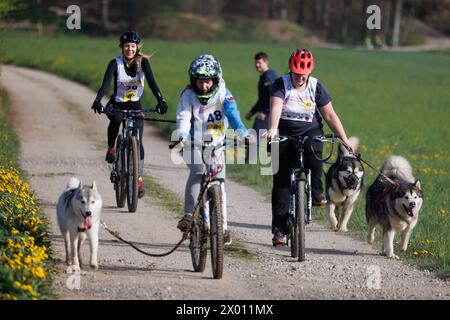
[1,33,449,277]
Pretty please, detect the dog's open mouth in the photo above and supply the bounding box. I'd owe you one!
[403,204,415,217]
[83,216,93,229]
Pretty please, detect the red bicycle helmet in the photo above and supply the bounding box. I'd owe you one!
[289,49,315,74]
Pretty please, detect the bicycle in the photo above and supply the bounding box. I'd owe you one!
[270,133,335,261]
[104,105,156,213]
[170,137,226,279]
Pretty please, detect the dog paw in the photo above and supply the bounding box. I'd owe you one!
[67,264,80,273]
[337,227,348,233]
[330,225,338,231]
[387,254,400,260]
[90,264,98,270]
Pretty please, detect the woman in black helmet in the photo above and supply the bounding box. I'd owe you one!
[91,31,168,198]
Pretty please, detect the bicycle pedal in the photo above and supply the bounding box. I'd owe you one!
[110,171,117,183]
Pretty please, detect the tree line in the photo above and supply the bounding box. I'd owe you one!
[1,0,449,45]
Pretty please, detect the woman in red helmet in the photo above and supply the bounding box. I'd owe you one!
[265,49,354,246]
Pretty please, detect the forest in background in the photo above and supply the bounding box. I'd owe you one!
[1,0,449,46]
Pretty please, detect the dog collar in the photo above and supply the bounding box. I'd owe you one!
[77,227,87,232]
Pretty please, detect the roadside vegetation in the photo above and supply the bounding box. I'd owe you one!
[0,87,53,300]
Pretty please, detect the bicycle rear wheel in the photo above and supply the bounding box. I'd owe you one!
[208,184,224,279]
[126,136,139,212]
[190,207,207,272]
[296,180,306,261]
[114,134,126,208]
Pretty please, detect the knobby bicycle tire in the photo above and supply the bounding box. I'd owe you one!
[126,135,139,212]
[115,134,126,208]
[190,206,207,272]
[208,183,224,279]
[296,179,306,261]
[290,213,299,258]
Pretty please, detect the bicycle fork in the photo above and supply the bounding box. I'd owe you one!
[289,169,313,224]
[306,169,312,224]
[289,171,296,218]
[201,181,227,230]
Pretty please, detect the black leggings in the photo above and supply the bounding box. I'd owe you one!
[106,100,144,161]
[271,127,324,235]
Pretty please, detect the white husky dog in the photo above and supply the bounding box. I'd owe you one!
[56,177,102,269]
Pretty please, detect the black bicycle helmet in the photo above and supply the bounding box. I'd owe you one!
[120,31,141,46]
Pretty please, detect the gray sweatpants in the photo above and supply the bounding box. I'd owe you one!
[184,147,228,230]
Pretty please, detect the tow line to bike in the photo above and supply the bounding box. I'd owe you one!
[100,221,188,257]
[143,117,176,123]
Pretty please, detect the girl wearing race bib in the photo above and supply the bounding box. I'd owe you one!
[265,49,354,246]
[91,31,168,198]
[175,54,252,245]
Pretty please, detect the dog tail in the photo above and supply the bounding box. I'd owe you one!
[339,136,359,158]
[67,176,81,190]
[381,155,415,183]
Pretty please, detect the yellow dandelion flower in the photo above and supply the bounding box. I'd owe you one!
[32,267,45,279]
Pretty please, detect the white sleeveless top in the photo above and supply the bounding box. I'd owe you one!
[177,81,229,143]
[280,74,318,123]
[114,55,145,102]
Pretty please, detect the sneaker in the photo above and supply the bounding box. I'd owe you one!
[105,147,116,163]
[224,230,232,245]
[313,194,327,207]
[272,231,286,246]
[138,177,145,198]
[177,215,192,232]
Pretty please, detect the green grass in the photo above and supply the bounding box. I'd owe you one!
[0,88,20,168]
[1,33,449,277]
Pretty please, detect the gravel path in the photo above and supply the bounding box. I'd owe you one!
[1,65,449,300]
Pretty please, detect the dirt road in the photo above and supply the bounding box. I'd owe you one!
[1,65,449,300]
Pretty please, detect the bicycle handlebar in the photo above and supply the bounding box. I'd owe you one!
[269,133,337,162]
[102,104,157,116]
[169,139,227,150]
[270,133,336,145]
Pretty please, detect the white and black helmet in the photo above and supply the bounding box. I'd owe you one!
[189,54,222,104]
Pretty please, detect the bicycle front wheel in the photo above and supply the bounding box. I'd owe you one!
[190,208,207,272]
[126,136,139,212]
[114,134,126,208]
[296,180,306,261]
[208,184,224,279]
[289,214,298,258]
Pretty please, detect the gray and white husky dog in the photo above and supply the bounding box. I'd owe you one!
[366,156,422,259]
[56,177,102,269]
[326,137,364,232]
